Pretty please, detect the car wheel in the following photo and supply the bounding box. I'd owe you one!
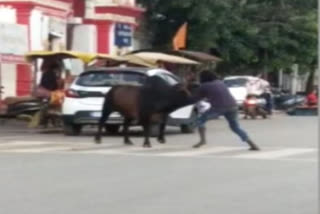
[180,124,195,133]
[105,125,121,134]
[64,123,82,136]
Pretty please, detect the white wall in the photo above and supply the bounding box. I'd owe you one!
[0,7,17,97]
[48,16,67,50]
[89,0,135,6]
[30,10,43,50]
[30,10,68,51]
[1,64,16,97]
[109,23,116,55]
[72,25,97,52]
[41,15,50,50]
[70,24,97,75]
[282,73,309,93]
[0,6,16,24]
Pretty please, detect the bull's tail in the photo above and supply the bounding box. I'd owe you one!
[94,89,115,144]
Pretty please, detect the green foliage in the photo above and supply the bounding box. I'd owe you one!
[137,0,317,73]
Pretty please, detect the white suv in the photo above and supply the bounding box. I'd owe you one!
[62,67,203,136]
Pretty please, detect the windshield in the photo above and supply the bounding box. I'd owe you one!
[155,73,180,86]
[224,78,248,87]
[76,72,147,87]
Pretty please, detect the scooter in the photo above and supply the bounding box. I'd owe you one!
[243,95,268,119]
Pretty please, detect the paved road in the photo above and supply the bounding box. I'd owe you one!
[0,114,317,214]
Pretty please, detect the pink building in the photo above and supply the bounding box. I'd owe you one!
[0,0,143,98]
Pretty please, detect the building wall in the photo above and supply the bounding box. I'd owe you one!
[70,24,97,75]
[0,6,16,23]
[80,0,141,55]
[91,0,135,6]
[1,64,17,97]
[109,23,116,55]
[16,64,31,96]
[30,10,43,50]
[72,25,97,52]
[0,6,18,98]
[0,0,142,98]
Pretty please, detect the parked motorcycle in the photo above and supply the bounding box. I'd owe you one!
[0,88,62,128]
[272,89,306,111]
[5,98,44,118]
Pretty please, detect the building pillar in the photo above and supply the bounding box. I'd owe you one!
[16,7,32,96]
[291,64,299,94]
[96,22,111,53]
[278,69,283,89]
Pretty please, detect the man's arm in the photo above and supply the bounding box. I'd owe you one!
[190,86,205,103]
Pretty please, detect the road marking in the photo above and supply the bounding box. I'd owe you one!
[156,146,244,157]
[0,141,55,148]
[0,146,71,153]
[0,135,36,141]
[232,148,316,159]
[0,141,125,151]
[78,145,166,155]
[0,141,316,162]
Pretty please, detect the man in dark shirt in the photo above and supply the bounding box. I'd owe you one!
[192,70,260,151]
[40,69,59,91]
[36,61,62,98]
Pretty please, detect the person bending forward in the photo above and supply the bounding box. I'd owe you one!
[192,70,260,151]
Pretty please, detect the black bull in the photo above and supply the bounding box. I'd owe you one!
[94,76,197,147]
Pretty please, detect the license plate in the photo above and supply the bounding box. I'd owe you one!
[110,112,121,118]
[91,112,102,118]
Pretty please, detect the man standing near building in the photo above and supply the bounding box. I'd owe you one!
[192,70,260,151]
[35,60,63,99]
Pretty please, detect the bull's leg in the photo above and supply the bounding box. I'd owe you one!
[94,108,112,144]
[157,115,168,144]
[123,118,133,145]
[142,120,152,148]
[243,108,249,119]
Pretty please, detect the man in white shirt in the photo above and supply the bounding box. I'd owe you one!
[246,76,272,114]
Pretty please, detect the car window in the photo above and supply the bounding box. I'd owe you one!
[155,73,179,86]
[76,72,146,87]
[224,78,248,87]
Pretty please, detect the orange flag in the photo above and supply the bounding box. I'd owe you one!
[173,23,188,50]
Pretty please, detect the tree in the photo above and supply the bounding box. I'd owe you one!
[137,0,317,75]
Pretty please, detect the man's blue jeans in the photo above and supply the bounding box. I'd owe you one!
[195,107,249,142]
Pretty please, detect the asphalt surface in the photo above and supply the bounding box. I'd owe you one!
[0,114,317,214]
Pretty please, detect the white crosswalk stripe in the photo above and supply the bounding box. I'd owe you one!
[0,141,316,162]
[0,141,55,148]
[156,146,243,157]
[233,148,316,159]
[1,147,71,153]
